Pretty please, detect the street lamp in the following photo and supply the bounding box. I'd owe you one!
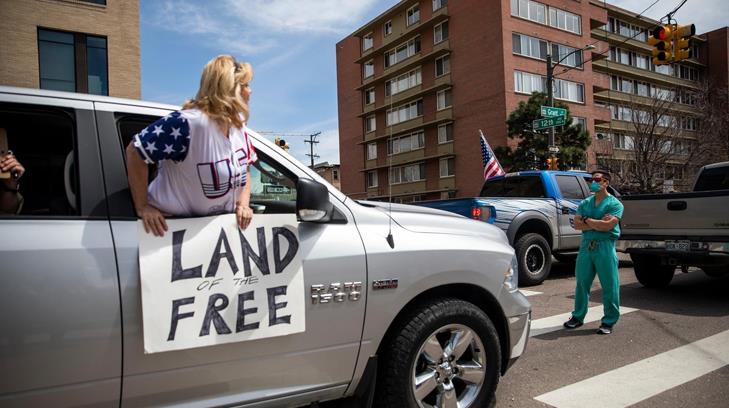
[546,44,596,150]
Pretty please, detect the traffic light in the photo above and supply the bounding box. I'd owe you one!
[648,25,673,65]
[672,24,695,62]
[274,137,290,151]
[546,157,559,170]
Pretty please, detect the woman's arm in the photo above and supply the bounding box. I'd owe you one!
[235,168,253,230]
[126,143,167,236]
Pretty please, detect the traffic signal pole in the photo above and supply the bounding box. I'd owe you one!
[546,53,555,151]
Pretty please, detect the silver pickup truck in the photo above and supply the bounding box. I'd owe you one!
[617,162,729,287]
[0,86,530,408]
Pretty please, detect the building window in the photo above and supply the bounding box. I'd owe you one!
[552,43,582,68]
[367,142,378,159]
[554,78,584,103]
[332,169,339,180]
[385,68,422,96]
[38,28,108,95]
[363,60,374,78]
[384,20,393,36]
[365,115,376,132]
[434,21,449,44]
[437,88,453,110]
[511,0,547,24]
[677,65,699,81]
[440,157,455,177]
[636,81,650,97]
[572,117,586,130]
[390,162,426,184]
[438,123,453,143]
[388,131,425,155]
[362,33,374,51]
[435,54,450,77]
[512,33,548,60]
[549,7,581,34]
[407,4,420,26]
[513,70,546,94]
[610,133,633,150]
[386,100,423,126]
[384,36,421,68]
[364,87,375,105]
[367,171,378,188]
[433,0,447,10]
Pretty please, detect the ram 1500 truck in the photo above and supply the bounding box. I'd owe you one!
[0,86,531,408]
[417,170,620,286]
[617,161,729,288]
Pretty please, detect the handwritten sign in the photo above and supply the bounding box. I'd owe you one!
[138,214,305,354]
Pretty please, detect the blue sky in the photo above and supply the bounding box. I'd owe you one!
[140,0,399,165]
[140,0,727,166]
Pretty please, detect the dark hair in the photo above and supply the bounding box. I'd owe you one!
[591,170,611,182]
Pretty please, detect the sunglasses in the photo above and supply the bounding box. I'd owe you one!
[589,177,605,183]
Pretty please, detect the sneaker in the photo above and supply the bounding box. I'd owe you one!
[563,316,583,329]
[596,324,613,335]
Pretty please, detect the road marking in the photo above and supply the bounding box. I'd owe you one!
[520,290,542,297]
[529,306,638,337]
[534,329,729,408]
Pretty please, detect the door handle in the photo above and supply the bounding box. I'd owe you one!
[561,207,570,215]
[667,201,687,211]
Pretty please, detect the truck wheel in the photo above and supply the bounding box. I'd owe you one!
[515,233,552,286]
[553,253,578,264]
[376,299,501,408]
[631,254,675,288]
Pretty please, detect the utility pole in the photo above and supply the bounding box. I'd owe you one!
[304,132,321,169]
[546,53,555,151]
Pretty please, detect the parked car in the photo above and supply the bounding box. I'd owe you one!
[617,161,729,287]
[417,170,620,286]
[0,86,531,408]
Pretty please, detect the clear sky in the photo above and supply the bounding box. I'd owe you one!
[140,0,727,166]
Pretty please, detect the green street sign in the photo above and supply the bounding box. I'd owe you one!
[533,115,566,130]
[541,106,567,118]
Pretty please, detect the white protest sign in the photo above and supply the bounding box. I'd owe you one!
[138,214,305,354]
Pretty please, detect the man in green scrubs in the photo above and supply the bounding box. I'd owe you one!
[563,170,624,335]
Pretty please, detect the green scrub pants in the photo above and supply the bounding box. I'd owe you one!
[572,239,620,326]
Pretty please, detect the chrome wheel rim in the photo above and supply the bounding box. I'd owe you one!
[525,244,545,276]
[411,324,486,408]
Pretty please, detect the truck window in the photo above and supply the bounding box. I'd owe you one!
[694,166,729,191]
[249,152,297,214]
[0,103,78,216]
[556,175,585,199]
[479,176,545,198]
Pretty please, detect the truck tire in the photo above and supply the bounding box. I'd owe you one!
[631,254,675,288]
[515,233,552,286]
[553,253,578,264]
[375,298,501,408]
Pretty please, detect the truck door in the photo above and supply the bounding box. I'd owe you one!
[554,174,586,250]
[94,103,367,407]
[0,96,121,407]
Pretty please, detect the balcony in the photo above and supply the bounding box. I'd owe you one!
[357,78,452,118]
[592,59,701,90]
[593,90,699,116]
[358,115,453,144]
[357,41,451,90]
[591,138,614,156]
[361,151,455,172]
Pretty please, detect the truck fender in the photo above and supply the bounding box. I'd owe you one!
[506,210,556,248]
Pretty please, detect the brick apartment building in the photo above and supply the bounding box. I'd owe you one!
[314,162,342,190]
[336,0,727,200]
[0,0,140,99]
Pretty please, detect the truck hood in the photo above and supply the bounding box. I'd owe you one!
[357,200,507,241]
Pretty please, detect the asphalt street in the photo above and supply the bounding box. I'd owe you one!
[497,259,729,408]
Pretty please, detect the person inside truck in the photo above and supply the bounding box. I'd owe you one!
[0,150,24,215]
[126,55,257,237]
[563,170,624,335]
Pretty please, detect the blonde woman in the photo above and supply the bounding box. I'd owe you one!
[126,55,257,236]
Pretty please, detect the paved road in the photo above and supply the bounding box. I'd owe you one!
[498,260,729,408]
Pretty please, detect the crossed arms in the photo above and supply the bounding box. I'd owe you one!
[574,214,619,232]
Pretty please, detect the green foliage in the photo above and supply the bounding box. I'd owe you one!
[494,92,591,172]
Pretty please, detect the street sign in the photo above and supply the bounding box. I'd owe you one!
[548,146,560,153]
[533,115,566,130]
[541,106,567,118]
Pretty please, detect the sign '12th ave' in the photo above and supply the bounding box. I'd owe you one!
[138,214,305,354]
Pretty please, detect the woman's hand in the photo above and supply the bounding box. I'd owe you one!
[138,204,168,237]
[1,153,25,182]
[236,203,253,230]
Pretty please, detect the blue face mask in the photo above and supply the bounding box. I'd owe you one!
[590,181,601,193]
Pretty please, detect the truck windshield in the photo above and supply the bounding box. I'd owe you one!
[694,165,729,191]
[479,176,546,198]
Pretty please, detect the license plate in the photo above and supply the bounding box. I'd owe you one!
[666,240,690,251]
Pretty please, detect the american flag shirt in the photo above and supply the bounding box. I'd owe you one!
[132,109,257,216]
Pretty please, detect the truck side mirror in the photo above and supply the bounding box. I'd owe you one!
[296,178,333,222]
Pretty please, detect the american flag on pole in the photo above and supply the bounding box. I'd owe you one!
[479,130,505,180]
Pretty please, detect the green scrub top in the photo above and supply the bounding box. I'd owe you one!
[576,194,624,241]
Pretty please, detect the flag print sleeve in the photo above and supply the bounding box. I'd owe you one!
[132,111,190,164]
[244,131,258,166]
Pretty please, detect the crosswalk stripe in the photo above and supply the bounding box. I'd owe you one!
[519,290,542,297]
[529,306,639,337]
[534,329,729,408]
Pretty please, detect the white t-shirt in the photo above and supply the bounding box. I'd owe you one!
[132,108,258,216]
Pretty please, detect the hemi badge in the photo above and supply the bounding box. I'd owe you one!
[373,279,398,290]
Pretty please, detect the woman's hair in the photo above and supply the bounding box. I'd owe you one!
[183,55,253,130]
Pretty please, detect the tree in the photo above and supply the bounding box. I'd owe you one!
[598,88,701,193]
[694,81,729,166]
[494,92,591,171]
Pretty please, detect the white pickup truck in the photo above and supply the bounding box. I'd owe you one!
[617,162,729,287]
